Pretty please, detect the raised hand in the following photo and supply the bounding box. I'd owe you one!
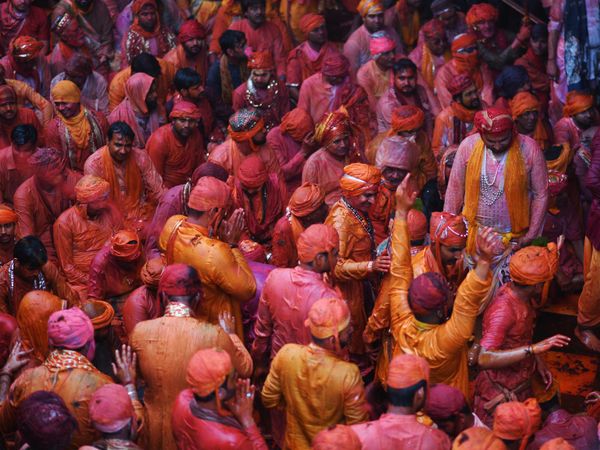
[1,341,31,376]
[533,334,570,354]
[228,378,257,429]
[112,344,137,386]
[475,226,501,263]
[219,311,236,335]
[394,174,418,216]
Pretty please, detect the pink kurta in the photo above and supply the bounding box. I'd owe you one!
[357,60,393,110]
[266,125,306,198]
[375,85,437,135]
[301,148,345,207]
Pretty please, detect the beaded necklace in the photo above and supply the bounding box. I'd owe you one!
[341,197,376,258]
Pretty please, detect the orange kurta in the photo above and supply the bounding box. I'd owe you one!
[163,44,208,85]
[208,138,281,177]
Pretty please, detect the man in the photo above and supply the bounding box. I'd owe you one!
[209,107,281,176]
[350,354,451,449]
[172,348,266,449]
[84,121,164,235]
[312,425,361,450]
[0,35,51,98]
[45,80,107,172]
[54,175,120,301]
[434,33,494,109]
[509,91,551,151]
[0,64,52,125]
[262,297,369,449]
[384,0,421,52]
[515,24,550,109]
[0,206,17,265]
[0,124,36,203]
[271,183,328,268]
[0,84,42,148]
[409,19,450,93]
[432,74,481,159]
[48,11,91,78]
[343,0,402,75]
[130,263,252,450]
[172,68,215,140]
[431,0,466,43]
[232,50,289,131]
[492,399,542,449]
[108,72,165,148]
[146,100,205,188]
[286,14,339,102]
[14,147,81,262]
[493,65,532,111]
[357,33,397,110]
[554,92,597,153]
[158,177,257,337]
[0,0,49,53]
[425,384,478,440]
[164,19,208,80]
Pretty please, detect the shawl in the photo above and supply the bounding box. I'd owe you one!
[100,146,143,211]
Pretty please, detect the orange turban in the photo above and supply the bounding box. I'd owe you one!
[562,92,594,117]
[296,224,339,263]
[387,353,430,389]
[312,425,362,450]
[509,243,558,286]
[422,19,445,39]
[280,108,314,142]
[453,427,507,450]
[493,398,542,448]
[82,300,115,331]
[110,230,141,261]
[132,0,156,14]
[89,384,136,433]
[314,111,351,148]
[237,154,268,189]
[178,19,207,43]
[289,183,325,217]
[448,73,475,97]
[305,297,350,339]
[299,13,325,35]
[51,80,81,103]
[11,36,44,62]
[466,3,498,26]
[357,0,384,16]
[370,33,396,56]
[75,175,110,204]
[376,136,420,171]
[474,108,514,136]
[140,257,164,287]
[451,33,477,54]
[17,290,62,359]
[321,53,350,77]
[540,438,575,450]
[159,264,201,297]
[248,50,275,70]
[390,105,425,133]
[0,204,17,224]
[339,163,381,197]
[169,100,202,120]
[509,91,540,118]
[186,348,232,396]
[188,176,231,211]
[408,209,427,241]
[430,212,468,247]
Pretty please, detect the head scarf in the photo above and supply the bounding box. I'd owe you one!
[474,108,514,136]
[51,80,81,104]
[170,100,202,120]
[237,154,268,189]
[89,384,136,433]
[376,136,420,171]
[191,162,229,184]
[47,307,95,358]
[188,176,231,211]
[228,108,265,149]
[0,204,17,224]
[425,383,466,421]
[159,263,201,297]
[75,175,110,204]
[370,33,396,57]
[562,92,594,117]
[280,108,314,142]
[387,353,430,389]
[314,111,352,148]
[430,212,468,247]
[125,72,155,116]
[0,313,16,366]
[82,300,114,331]
[357,0,384,17]
[408,209,427,241]
[422,19,445,39]
[540,439,575,450]
[453,427,507,450]
[29,147,66,172]
[186,348,232,414]
[493,399,542,450]
[390,105,425,133]
[451,33,477,54]
[178,19,207,44]
[305,297,350,339]
[340,163,381,197]
[448,73,475,97]
[17,291,62,360]
[110,230,141,261]
[140,257,165,287]
[297,224,339,263]
[312,425,362,450]
[509,243,558,286]
[509,91,539,118]
[288,182,325,217]
[248,50,275,71]
[466,3,498,26]
[409,272,450,315]
[131,0,160,39]
[299,13,325,35]
[321,53,350,78]
[239,239,267,263]
[11,36,44,62]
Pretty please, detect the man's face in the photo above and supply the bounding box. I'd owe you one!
[345,186,378,214]
[11,0,32,13]
[308,24,327,46]
[86,197,109,215]
[0,97,17,121]
[530,37,547,57]
[473,19,496,39]
[481,130,513,154]
[138,5,157,31]
[55,101,81,119]
[183,38,204,57]
[324,74,345,86]
[145,81,158,111]
[184,82,205,101]
[246,3,265,26]
[425,34,447,56]
[459,84,481,110]
[516,110,538,134]
[364,12,384,33]
[60,20,85,47]
[574,108,595,130]
[439,243,464,266]
[108,133,133,163]
[394,69,416,95]
[172,116,198,138]
[382,166,408,187]
[0,223,15,245]
[74,0,93,10]
[376,50,395,71]
[250,69,272,89]
[227,38,247,60]
[251,129,266,146]
[435,7,456,28]
[325,133,349,158]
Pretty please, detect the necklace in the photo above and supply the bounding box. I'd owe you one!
[480,149,505,206]
[245,78,278,110]
[341,197,376,258]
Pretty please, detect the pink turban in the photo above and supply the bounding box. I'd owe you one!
[89,384,136,433]
[370,33,396,56]
[376,136,420,171]
[296,224,339,263]
[47,307,95,358]
[178,19,207,43]
[409,272,450,315]
[321,53,350,78]
[425,383,467,421]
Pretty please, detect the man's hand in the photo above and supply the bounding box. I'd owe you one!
[547,59,559,81]
[112,344,137,386]
[219,311,236,334]
[394,174,418,218]
[533,334,570,354]
[1,341,31,376]
[222,208,245,245]
[371,252,391,273]
[228,378,257,429]
[475,226,501,263]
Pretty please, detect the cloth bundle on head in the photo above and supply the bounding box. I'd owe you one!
[288,182,325,217]
[0,204,17,224]
[390,105,425,133]
[321,53,350,78]
[191,162,229,184]
[237,154,268,189]
[248,50,275,71]
[186,347,232,396]
[11,36,44,61]
[451,33,477,54]
[466,3,498,26]
[448,73,474,97]
[297,223,338,263]
[430,212,468,247]
[357,0,384,17]
[159,263,201,297]
[132,0,157,14]
[47,307,95,356]
[0,313,16,366]
[407,209,427,242]
[51,80,81,104]
[305,297,350,339]
[110,230,141,261]
[540,438,575,450]
[17,291,62,359]
[170,100,201,120]
[422,19,445,39]
[125,72,155,115]
[370,32,396,57]
[178,19,207,43]
[90,384,136,433]
[280,108,314,142]
[562,92,594,117]
[314,111,351,148]
[452,427,507,449]
[239,239,267,263]
[493,399,542,450]
[547,170,568,197]
[299,13,325,35]
[509,243,558,286]
[509,91,540,118]
[425,383,466,421]
[387,353,430,389]
[474,108,514,136]
[376,135,420,171]
[409,272,450,315]
[188,176,231,211]
[140,256,165,287]
[340,163,381,197]
[82,300,115,331]
[75,175,110,204]
[228,108,265,146]
[312,425,362,450]
[29,147,66,171]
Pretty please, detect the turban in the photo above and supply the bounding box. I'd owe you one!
[159,263,201,297]
[510,91,540,118]
[563,92,594,117]
[248,50,275,71]
[422,19,445,39]
[451,33,477,54]
[357,0,384,17]
[0,85,16,102]
[191,162,229,184]
[494,66,529,99]
[409,272,450,315]
[228,108,265,145]
[425,384,466,421]
[448,73,474,96]
[547,170,568,197]
[178,19,207,43]
[82,300,115,331]
[297,224,339,263]
[390,105,425,133]
[387,353,430,389]
[312,425,362,450]
[188,176,231,211]
[11,36,44,61]
[0,204,17,224]
[65,54,92,78]
[452,427,507,450]
[299,13,325,35]
[239,239,267,263]
[314,111,351,148]
[186,348,232,396]
[237,154,268,189]
[466,3,498,26]
[47,307,95,356]
[376,136,420,171]
[430,212,468,247]
[493,398,542,444]
[132,0,156,14]
[110,230,141,261]
[51,80,81,104]
[321,53,350,78]
[407,209,427,241]
[280,108,314,142]
[339,163,381,197]
[474,108,514,136]
[29,147,66,171]
[370,33,396,56]
[305,297,350,339]
[0,313,16,366]
[75,175,110,204]
[288,182,325,217]
[140,257,165,287]
[17,291,62,359]
[540,439,575,450]
[509,243,558,286]
[169,100,201,120]
[90,384,136,433]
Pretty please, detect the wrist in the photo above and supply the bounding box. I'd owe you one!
[367,261,374,272]
[239,415,256,429]
[394,209,408,220]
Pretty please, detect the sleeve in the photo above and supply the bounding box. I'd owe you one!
[296,78,311,116]
[216,327,253,377]
[418,135,438,182]
[363,276,391,344]
[327,214,371,281]
[479,296,513,350]
[108,71,127,112]
[138,151,166,204]
[122,288,151,336]
[442,138,469,214]
[144,189,181,260]
[271,27,286,78]
[210,245,257,301]
[341,365,369,424]
[145,130,167,179]
[261,348,284,409]
[342,35,362,76]
[11,79,53,125]
[86,255,107,300]
[433,67,452,110]
[356,65,376,109]
[251,280,275,365]
[13,186,36,238]
[586,131,600,198]
[524,139,549,241]
[209,10,229,54]
[41,261,81,306]
[387,219,415,331]
[301,155,318,184]
[244,424,269,450]
[431,113,448,159]
[0,272,9,314]
[94,73,109,115]
[232,86,245,112]
[286,49,302,86]
[53,216,89,288]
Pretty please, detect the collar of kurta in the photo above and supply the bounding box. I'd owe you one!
[413,318,438,331]
[164,301,191,317]
[44,349,97,372]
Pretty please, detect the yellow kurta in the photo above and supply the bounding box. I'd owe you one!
[262,343,369,450]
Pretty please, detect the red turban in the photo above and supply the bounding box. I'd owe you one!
[186,348,232,396]
[297,224,339,263]
[321,53,350,78]
[425,383,466,421]
[299,13,325,35]
[305,297,350,339]
[159,263,201,297]
[239,239,267,263]
[376,136,420,171]
[409,272,450,315]
[390,105,425,133]
[466,3,498,26]
[237,154,268,189]
[493,399,542,445]
[288,182,325,217]
[280,108,314,142]
[448,73,475,97]
[340,163,381,197]
[312,425,362,450]
[562,92,594,117]
[509,91,540,118]
[474,108,514,136]
[82,300,115,331]
[357,0,384,17]
[188,176,231,211]
[0,313,16,366]
[370,33,396,56]
[314,111,351,148]
[540,438,575,450]
[178,19,207,44]
[407,209,427,241]
[0,204,17,225]
[422,19,445,39]
[170,100,202,120]
[387,353,430,389]
[191,162,229,184]
[140,257,165,287]
[430,212,468,247]
[509,243,558,286]
[248,50,275,71]
[132,0,156,15]
[29,147,66,171]
[11,36,44,62]
[110,230,141,261]
[47,307,95,357]
[451,33,477,54]
[90,384,136,433]
[75,175,110,204]
[453,427,507,449]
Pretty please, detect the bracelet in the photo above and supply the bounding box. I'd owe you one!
[0,371,12,379]
[124,383,137,398]
[367,261,374,272]
[524,345,533,356]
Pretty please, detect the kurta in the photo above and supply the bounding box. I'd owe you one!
[266,125,306,198]
[261,343,369,450]
[163,44,208,82]
[434,60,494,110]
[122,285,161,336]
[431,104,475,159]
[357,60,393,110]
[51,71,109,115]
[375,85,438,135]
[286,42,341,87]
[302,149,346,207]
[0,107,43,149]
[232,79,290,131]
[343,25,404,75]
[87,245,143,300]
[208,138,281,177]
[0,4,49,53]
[0,145,34,204]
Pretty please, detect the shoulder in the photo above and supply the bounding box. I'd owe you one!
[13,176,35,198]
[300,72,320,88]
[304,148,327,166]
[110,68,130,89]
[457,133,481,155]
[233,82,247,96]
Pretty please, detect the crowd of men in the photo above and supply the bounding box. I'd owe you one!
[0,0,598,448]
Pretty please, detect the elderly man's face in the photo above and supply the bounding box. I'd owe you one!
[325,133,349,158]
[382,166,409,187]
[55,101,81,119]
[345,186,378,214]
[250,69,272,89]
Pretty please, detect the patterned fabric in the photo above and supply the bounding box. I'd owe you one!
[229,108,262,132]
[44,349,97,372]
[164,301,192,317]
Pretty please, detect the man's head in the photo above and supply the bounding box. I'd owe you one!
[390,104,425,138]
[10,0,33,13]
[453,427,507,450]
[312,425,361,450]
[474,108,515,154]
[178,19,207,57]
[393,58,418,95]
[510,91,540,135]
[125,72,158,113]
[187,176,232,229]
[228,108,266,153]
[75,175,111,214]
[409,272,452,323]
[108,122,135,163]
[29,147,67,187]
[530,24,548,57]
[158,263,203,310]
[186,348,235,414]
[376,136,419,187]
[0,205,17,246]
[300,14,327,46]
[133,0,158,32]
[509,243,558,298]
[494,65,531,100]
[10,124,37,163]
[236,154,268,195]
[430,211,468,267]
[493,399,542,448]
[563,92,596,130]
[0,85,17,122]
[110,230,141,263]
[242,0,266,27]
[280,108,314,143]
[314,111,352,159]
[14,236,47,281]
[449,74,480,110]
[170,101,201,139]
[370,33,396,70]
[466,2,498,40]
[340,163,381,213]
[431,0,458,29]
[297,223,339,273]
[10,36,43,74]
[219,30,247,61]
[16,291,61,360]
[89,384,137,439]
[357,0,385,33]
[422,19,447,56]
[65,54,93,88]
[174,68,204,101]
[74,0,94,11]
[386,354,429,413]
[407,209,427,245]
[47,306,96,359]
[131,52,161,79]
[451,33,479,71]
[52,13,85,47]
[306,297,352,352]
[288,182,327,228]
[321,53,350,86]
[51,80,81,119]
[247,51,275,89]
[425,384,471,439]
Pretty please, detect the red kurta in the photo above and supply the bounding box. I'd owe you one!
[0,145,34,204]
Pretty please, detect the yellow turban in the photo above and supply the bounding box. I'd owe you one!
[51,80,81,103]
